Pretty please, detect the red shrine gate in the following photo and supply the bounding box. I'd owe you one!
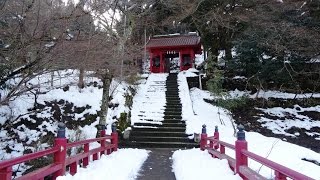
[146,34,202,73]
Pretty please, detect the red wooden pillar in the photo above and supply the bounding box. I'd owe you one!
[93,153,98,161]
[70,162,77,176]
[149,52,153,73]
[179,51,183,71]
[190,49,195,68]
[111,123,118,152]
[83,143,89,168]
[214,126,219,150]
[275,171,287,180]
[200,125,207,151]
[235,125,248,179]
[159,52,164,73]
[100,126,106,156]
[53,123,67,179]
[0,166,12,180]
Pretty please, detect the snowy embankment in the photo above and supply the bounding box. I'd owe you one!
[57,149,149,180]
[229,88,320,139]
[0,70,134,176]
[230,89,320,99]
[257,105,320,138]
[172,149,241,180]
[131,73,168,125]
[174,72,320,179]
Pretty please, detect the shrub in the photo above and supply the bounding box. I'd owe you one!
[215,96,250,112]
[117,112,130,133]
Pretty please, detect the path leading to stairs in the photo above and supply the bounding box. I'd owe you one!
[137,149,176,180]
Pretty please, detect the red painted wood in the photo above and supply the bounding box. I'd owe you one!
[0,147,59,169]
[70,162,77,175]
[83,143,89,167]
[0,166,12,180]
[66,152,88,166]
[93,153,98,161]
[220,145,225,154]
[66,136,111,148]
[206,137,235,150]
[235,139,248,179]
[202,131,314,180]
[111,132,118,151]
[275,171,287,180]
[0,133,118,179]
[214,131,219,150]
[207,148,236,172]
[100,130,106,155]
[200,133,207,151]
[53,138,67,179]
[16,163,62,180]
[107,149,111,155]
[242,150,313,180]
[239,166,266,180]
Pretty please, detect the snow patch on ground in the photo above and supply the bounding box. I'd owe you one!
[229,89,320,99]
[256,105,320,137]
[57,149,149,180]
[180,68,199,77]
[172,148,241,180]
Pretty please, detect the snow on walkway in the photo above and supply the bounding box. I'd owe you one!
[172,149,241,180]
[57,149,149,180]
[131,74,168,125]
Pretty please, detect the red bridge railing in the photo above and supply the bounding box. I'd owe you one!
[0,123,118,180]
[200,125,314,180]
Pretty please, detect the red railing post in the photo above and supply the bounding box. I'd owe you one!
[200,124,207,151]
[235,125,248,179]
[83,143,89,167]
[93,153,98,161]
[275,171,287,180]
[0,166,12,180]
[70,162,77,176]
[53,122,67,179]
[100,125,106,156]
[214,126,219,150]
[220,145,225,154]
[111,123,118,152]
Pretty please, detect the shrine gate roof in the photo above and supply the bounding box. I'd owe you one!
[146,34,201,49]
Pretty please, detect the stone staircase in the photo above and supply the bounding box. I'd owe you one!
[123,73,198,148]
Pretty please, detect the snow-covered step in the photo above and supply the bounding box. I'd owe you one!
[130,131,191,137]
[122,141,198,148]
[130,136,192,143]
[132,126,185,132]
[134,122,185,128]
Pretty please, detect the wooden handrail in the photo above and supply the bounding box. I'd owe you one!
[0,146,59,169]
[66,136,112,148]
[206,137,235,150]
[242,149,314,180]
[200,124,315,180]
[0,123,119,180]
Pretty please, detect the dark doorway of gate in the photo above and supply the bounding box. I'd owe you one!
[164,52,179,73]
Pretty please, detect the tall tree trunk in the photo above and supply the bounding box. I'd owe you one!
[206,45,219,78]
[225,42,232,69]
[99,71,112,126]
[78,68,85,88]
